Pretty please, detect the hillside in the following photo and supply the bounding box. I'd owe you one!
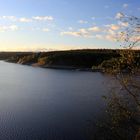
[0,49,140,70]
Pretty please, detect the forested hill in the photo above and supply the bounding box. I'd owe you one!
[0,49,140,70]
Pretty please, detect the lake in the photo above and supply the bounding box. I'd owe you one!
[0,61,113,140]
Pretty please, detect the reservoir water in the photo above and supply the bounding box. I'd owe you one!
[0,61,112,140]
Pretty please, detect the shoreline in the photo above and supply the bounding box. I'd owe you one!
[43,66,102,72]
[31,63,103,72]
[4,60,140,74]
[36,64,96,72]
[6,60,102,72]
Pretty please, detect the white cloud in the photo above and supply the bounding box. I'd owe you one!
[0,16,17,21]
[79,28,88,33]
[78,20,88,24]
[61,28,92,38]
[0,25,18,32]
[104,23,122,41]
[107,29,116,35]
[106,24,120,30]
[30,27,40,31]
[68,27,73,30]
[95,34,103,39]
[32,16,54,21]
[0,15,54,23]
[42,28,50,32]
[60,14,130,43]
[88,26,101,32]
[61,26,102,38]
[105,35,117,41]
[93,31,118,41]
[10,25,18,31]
[61,31,81,37]
[130,36,140,42]
[123,3,128,8]
[118,21,129,27]
[19,17,32,23]
[115,12,124,19]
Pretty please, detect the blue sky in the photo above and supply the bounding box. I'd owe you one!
[0,0,139,51]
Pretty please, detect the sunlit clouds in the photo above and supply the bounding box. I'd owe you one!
[88,26,101,32]
[0,11,136,49]
[0,16,17,21]
[32,16,54,21]
[105,24,120,31]
[0,15,54,22]
[42,28,50,32]
[61,20,128,42]
[19,17,32,23]
[0,25,18,32]
[0,0,139,51]
[0,15,54,32]
[78,20,88,24]
[61,26,101,38]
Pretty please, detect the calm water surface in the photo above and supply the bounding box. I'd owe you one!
[0,61,112,140]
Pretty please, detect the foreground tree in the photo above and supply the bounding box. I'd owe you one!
[108,13,140,140]
[93,14,140,140]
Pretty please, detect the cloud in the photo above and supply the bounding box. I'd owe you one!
[130,36,140,42]
[106,24,120,30]
[118,21,129,27]
[107,29,116,35]
[61,24,118,41]
[68,27,73,30]
[30,27,40,31]
[61,28,92,38]
[9,25,18,31]
[78,20,88,24]
[60,14,129,42]
[94,34,118,42]
[105,34,117,41]
[42,28,50,32]
[115,12,124,19]
[88,26,101,32]
[32,16,54,21]
[0,15,54,23]
[101,30,117,42]
[0,16,17,21]
[79,28,89,34]
[19,17,32,23]
[61,26,102,38]
[123,3,128,8]
[103,23,122,41]
[95,34,103,39]
[0,25,18,32]
[61,31,81,37]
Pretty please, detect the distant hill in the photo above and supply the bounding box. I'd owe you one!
[0,49,140,70]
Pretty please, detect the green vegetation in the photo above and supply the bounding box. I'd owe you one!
[0,52,33,62]
[97,50,140,73]
[0,49,139,71]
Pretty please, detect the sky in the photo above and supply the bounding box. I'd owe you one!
[0,0,139,51]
